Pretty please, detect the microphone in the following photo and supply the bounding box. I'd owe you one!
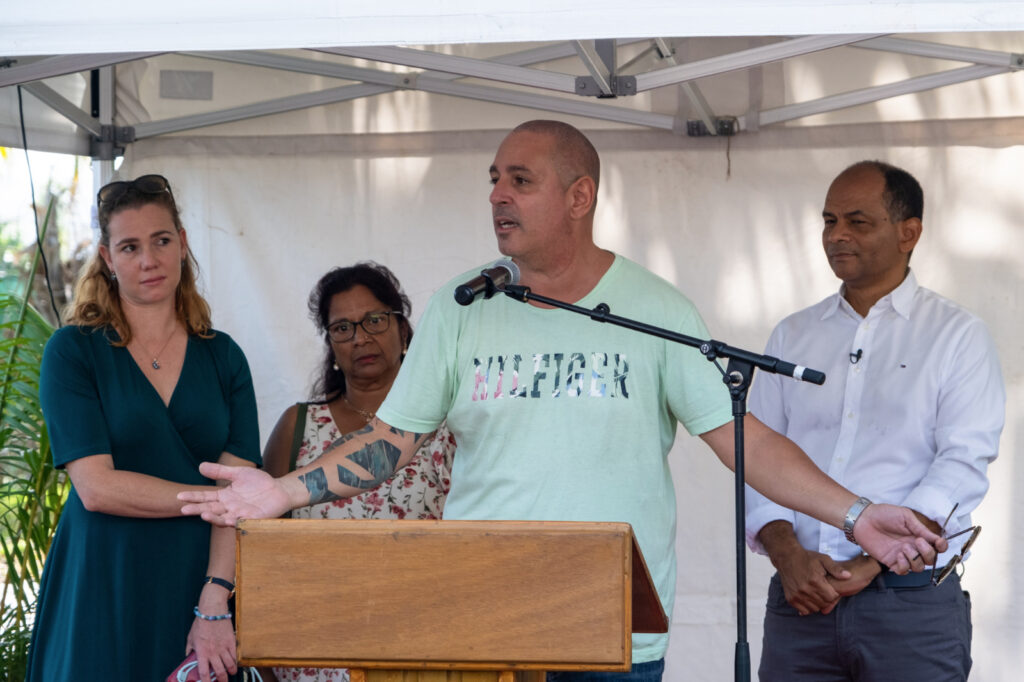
[850,349,863,364]
[454,259,521,306]
[769,358,826,385]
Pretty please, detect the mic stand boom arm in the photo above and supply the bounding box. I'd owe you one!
[500,283,825,682]
[500,284,825,385]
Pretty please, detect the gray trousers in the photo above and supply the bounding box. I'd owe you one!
[759,572,972,681]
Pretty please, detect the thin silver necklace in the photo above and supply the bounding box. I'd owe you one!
[342,394,376,424]
[138,327,178,370]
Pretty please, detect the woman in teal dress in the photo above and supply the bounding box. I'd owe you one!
[26,174,261,682]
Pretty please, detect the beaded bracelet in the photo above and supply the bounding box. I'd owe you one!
[193,605,232,621]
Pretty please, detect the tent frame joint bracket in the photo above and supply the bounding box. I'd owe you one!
[90,124,135,160]
[686,117,740,137]
[574,75,636,97]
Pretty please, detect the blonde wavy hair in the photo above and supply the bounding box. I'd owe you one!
[66,177,212,346]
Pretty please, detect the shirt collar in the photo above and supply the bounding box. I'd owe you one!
[888,269,918,319]
[821,269,918,321]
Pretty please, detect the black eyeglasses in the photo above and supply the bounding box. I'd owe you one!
[931,503,981,587]
[97,174,172,208]
[327,311,402,343]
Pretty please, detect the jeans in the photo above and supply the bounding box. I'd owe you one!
[547,659,664,682]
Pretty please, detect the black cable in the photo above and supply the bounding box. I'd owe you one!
[16,84,62,327]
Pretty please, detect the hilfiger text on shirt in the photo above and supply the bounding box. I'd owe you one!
[472,352,629,401]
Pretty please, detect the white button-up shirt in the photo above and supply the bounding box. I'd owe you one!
[746,271,1005,563]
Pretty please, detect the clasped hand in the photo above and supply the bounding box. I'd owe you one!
[775,502,947,616]
[777,551,880,615]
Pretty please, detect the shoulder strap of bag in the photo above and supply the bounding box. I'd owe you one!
[288,402,309,473]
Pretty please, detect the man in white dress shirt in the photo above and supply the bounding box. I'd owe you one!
[745,160,1005,681]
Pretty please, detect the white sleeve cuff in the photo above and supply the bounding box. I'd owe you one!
[901,487,958,535]
[745,504,797,555]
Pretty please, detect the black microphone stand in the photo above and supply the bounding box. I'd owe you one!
[496,281,825,682]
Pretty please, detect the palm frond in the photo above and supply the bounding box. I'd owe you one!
[0,199,65,682]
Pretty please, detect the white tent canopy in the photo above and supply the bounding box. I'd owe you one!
[5,1,1024,55]
[2,2,1024,158]
[3,5,1023,681]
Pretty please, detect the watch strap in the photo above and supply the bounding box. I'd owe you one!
[203,575,235,594]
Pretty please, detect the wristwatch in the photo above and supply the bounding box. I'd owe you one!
[843,496,873,544]
[203,575,235,595]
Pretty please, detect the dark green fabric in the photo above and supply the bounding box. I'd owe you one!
[27,325,260,682]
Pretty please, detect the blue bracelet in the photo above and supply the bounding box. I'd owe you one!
[193,605,232,621]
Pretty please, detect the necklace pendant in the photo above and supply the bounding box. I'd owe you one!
[343,395,375,424]
[151,359,161,370]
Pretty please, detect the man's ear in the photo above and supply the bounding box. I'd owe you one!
[898,217,923,255]
[567,176,597,219]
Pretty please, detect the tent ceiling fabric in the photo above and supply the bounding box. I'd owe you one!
[2,32,1022,157]
[3,1,1024,55]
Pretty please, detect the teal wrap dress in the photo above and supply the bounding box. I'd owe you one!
[26,325,260,681]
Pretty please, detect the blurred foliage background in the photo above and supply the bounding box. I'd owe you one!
[0,150,91,681]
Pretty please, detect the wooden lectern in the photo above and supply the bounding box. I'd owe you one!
[235,519,668,682]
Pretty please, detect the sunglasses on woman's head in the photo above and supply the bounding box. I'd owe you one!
[97,174,172,208]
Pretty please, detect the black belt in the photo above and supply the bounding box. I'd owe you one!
[876,568,951,589]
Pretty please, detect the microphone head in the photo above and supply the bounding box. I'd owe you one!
[453,258,521,306]
[492,258,521,284]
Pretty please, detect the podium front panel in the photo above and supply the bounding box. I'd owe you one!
[236,519,636,670]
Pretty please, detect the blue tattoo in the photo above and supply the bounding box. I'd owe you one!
[298,468,337,504]
[337,440,403,489]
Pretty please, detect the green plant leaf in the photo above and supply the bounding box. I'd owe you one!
[0,201,63,680]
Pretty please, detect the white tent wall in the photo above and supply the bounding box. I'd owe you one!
[120,128,1023,679]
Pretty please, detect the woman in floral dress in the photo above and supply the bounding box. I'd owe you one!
[259,262,456,682]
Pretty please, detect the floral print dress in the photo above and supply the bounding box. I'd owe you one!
[272,402,456,682]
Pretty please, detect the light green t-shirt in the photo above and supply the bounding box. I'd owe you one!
[378,254,732,662]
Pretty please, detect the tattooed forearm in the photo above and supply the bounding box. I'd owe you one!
[298,467,339,505]
[325,423,374,452]
[337,440,403,489]
[386,424,425,439]
[329,421,422,445]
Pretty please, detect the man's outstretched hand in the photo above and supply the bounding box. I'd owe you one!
[179,462,294,526]
[854,503,948,574]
